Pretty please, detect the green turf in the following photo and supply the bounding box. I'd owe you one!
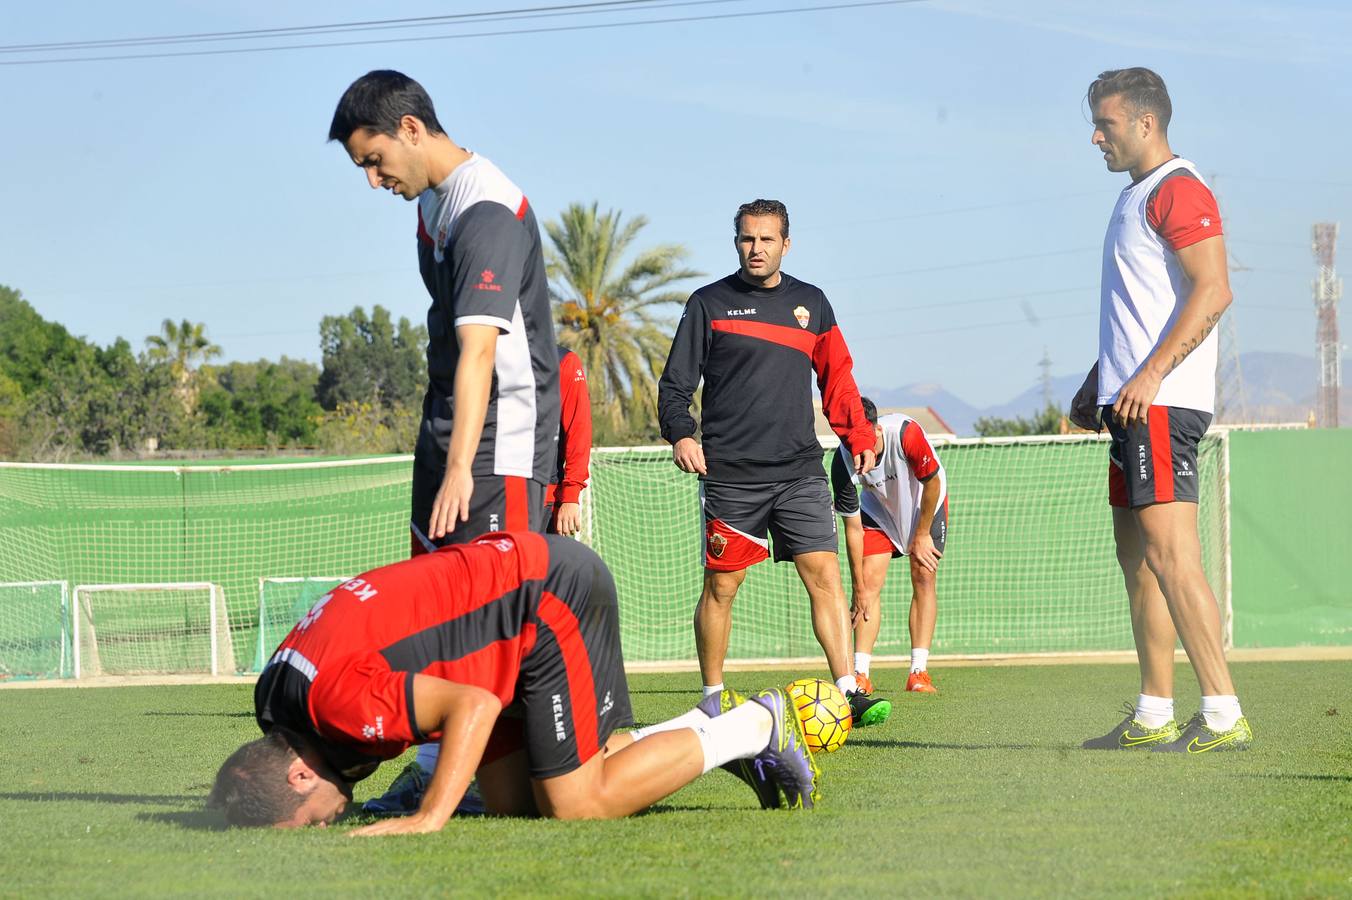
[1,662,1350,898]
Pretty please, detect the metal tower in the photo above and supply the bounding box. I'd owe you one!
[1038,347,1053,409]
[1312,223,1342,428]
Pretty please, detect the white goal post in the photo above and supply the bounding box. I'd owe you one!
[73,582,229,678]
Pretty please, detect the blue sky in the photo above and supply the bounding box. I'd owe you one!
[2,0,1348,409]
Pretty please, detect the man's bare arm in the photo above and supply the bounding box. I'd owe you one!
[429,324,498,539]
[350,676,502,836]
[1112,236,1232,425]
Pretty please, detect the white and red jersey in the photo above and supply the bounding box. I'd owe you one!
[831,413,946,555]
[1098,156,1224,412]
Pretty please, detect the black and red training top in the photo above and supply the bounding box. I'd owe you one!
[658,272,873,483]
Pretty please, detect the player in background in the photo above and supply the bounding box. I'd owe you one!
[328,70,558,811]
[1069,68,1251,752]
[209,533,823,832]
[658,199,890,727]
[830,398,948,694]
[544,345,592,537]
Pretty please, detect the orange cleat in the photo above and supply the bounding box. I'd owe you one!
[854,671,875,695]
[905,670,937,693]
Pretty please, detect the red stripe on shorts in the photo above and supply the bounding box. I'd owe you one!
[505,476,528,531]
[1148,406,1175,503]
[536,591,599,762]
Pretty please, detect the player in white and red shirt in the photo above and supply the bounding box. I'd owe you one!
[1069,68,1251,753]
[831,398,948,694]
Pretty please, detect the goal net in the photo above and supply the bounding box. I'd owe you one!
[74,582,232,676]
[0,457,412,676]
[0,580,69,681]
[253,576,350,670]
[584,433,1230,663]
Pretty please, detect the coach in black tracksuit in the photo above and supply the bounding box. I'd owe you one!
[658,199,888,724]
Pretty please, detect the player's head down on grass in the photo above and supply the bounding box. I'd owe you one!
[208,535,825,833]
[208,727,353,829]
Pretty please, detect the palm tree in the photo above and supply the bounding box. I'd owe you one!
[145,318,221,413]
[545,203,702,442]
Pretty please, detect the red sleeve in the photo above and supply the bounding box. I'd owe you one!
[811,325,874,456]
[308,652,418,759]
[900,421,939,481]
[557,351,592,504]
[1146,175,1223,251]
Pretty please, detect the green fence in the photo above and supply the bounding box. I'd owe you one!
[2,429,1345,680]
[1227,429,1352,647]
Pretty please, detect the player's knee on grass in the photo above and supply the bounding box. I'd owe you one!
[477,750,539,817]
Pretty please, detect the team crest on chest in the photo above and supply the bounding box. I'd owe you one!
[793,305,810,329]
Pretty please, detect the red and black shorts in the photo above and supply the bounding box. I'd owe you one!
[700,477,838,572]
[860,499,949,559]
[411,459,546,555]
[1102,405,1211,509]
[479,536,633,779]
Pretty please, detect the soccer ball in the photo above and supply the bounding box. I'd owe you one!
[785,677,852,753]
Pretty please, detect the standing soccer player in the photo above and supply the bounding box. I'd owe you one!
[328,70,558,550]
[830,398,948,694]
[1070,68,1251,752]
[544,345,592,537]
[327,70,558,809]
[658,199,890,727]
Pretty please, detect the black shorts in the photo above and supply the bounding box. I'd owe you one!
[1103,405,1211,508]
[700,476,838,571]
[411,459,546,554]
[485,537,633,778]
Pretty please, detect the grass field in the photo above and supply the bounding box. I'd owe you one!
[1,662,1350,898]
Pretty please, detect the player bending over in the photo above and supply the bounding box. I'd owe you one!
[1070,67,1250,752]
[210,533,820,832]
[830,398,948,694]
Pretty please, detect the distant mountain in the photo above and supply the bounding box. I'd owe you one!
[866,352,1350,436]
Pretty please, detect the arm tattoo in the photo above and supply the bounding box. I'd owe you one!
[1167,311,1223,373]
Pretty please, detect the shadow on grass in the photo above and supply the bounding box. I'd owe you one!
[143,711,254,718]
[1237,773,1352,784]
[848,738,1051,752]
[0,791,198,805]
[135,809,228,830]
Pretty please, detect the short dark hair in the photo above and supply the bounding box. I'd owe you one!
[734,199,789,239]
[208,728,305,827]
[1087,67,1172,133]
[860,396,878,425]
[328,70,445,144]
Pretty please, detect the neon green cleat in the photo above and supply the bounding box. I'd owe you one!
[1151,714,1253,754]
[1082,707,1182,750]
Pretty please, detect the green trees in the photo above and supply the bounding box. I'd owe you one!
[545,203,700,444]
[145,318,222,414]
[315,305,427,453]
[972,403,1068,437]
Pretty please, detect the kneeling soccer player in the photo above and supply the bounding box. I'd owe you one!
[210,533,819,833]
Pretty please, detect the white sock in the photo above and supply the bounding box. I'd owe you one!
[835,674,859,696]
[1134,693,1174,728]
[702,682,724,697]
[1201,695,1242,732]
[630,707,712,743]
[853,652,871,676]
[910,648,929,673]
[692,702,773,773]
[415,743,440,772]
